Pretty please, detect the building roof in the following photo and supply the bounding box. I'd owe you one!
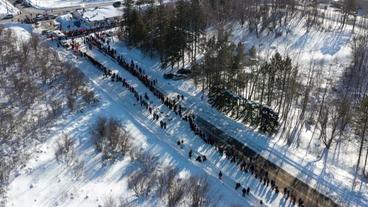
[75,6,122,22]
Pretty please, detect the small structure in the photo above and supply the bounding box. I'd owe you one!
[72,6,122,28]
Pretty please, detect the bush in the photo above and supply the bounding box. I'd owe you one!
[82,90,98,105]
[188,176,210,207]
[167,178,186,207]
[55,134,75,165]
[128,167,157,198]
[157,166,177,199]
[103,196,117,207]
[92,117,132,160]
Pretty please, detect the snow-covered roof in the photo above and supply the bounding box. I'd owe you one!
[75,6,122,22]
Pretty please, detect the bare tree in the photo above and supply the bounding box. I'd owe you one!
[92,117,132,160]
[188,176,210,207]
[55,134,75,165]
[167,178,186,207]
[157,166,177,198]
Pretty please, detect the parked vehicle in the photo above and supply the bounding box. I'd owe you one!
[163,73,187,80]
[113,1,121,8]
[177,69,191,75]
[2,14,14,20]
[35,14,44,21]
[41,30,48,35]
[60,40,70,49]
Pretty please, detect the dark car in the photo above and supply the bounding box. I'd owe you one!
[177,69,191,75]
[35,14,44,21]
[47,14,57,20]
[163,73,174,80]
[22,1,32,7]
[163,73,187,80]
[2,14,14,20]
[113,1,121,8]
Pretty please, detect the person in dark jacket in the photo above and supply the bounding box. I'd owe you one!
[235,182,241,190]
[242,188,246,197]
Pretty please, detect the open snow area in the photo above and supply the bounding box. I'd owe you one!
[0,0,19,17]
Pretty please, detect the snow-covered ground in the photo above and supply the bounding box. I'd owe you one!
[102,35,365,206]
[82,13,363,206]
[24,0,116,9]
[3,6,367,207]
[0,0,19,17]
[4,25,278,207]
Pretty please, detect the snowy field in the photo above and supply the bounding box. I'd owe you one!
[0,0,19,17]
[24,0,116,9]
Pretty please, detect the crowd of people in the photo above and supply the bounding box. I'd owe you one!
[73,32,307,207]
[62,22,118,39]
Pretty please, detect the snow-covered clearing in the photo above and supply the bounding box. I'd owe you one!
[0,0,19,17]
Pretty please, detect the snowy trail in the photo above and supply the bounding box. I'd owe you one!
[81,47,283,206]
